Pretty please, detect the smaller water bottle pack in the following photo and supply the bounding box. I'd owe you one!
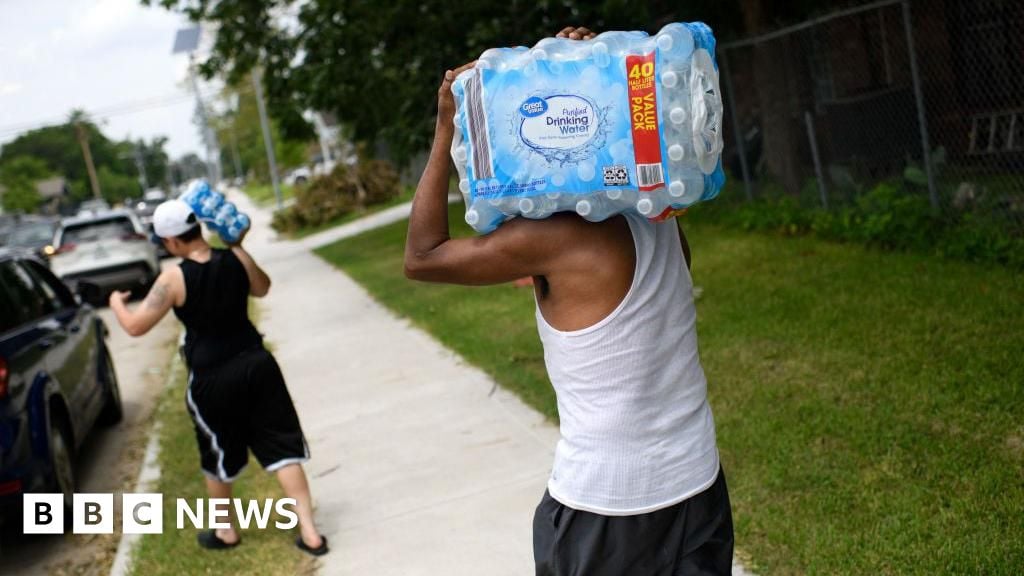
[178,180,251,244]
[450,22,726,234]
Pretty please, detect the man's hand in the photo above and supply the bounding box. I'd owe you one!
[556,26,596,40]
[226,226,248,247]
[436,61,476,129]
[109,290,130,309]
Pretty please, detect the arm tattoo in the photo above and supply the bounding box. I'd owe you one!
[145,282,170,310]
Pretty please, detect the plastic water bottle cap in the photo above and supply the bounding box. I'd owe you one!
[459,179,470,193]
[669,181,685,197]
[575,199,592,217]
[592,42,608,55]
[670,107,687,124]
[661,71,678,88]
[532,48,548,60]
[465,209,480,226]
[656,34,673,52]
[454,146,468,162]
[546,192,561,200]
[606,189,622,200]
[519,198,535,213]
[636,198,654,215]
[669,144,685,161]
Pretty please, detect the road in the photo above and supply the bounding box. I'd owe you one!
[0,299,179,576]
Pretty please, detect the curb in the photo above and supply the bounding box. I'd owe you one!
[108,354,182,576]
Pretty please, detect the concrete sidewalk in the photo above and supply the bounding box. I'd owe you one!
[231,192,752,575]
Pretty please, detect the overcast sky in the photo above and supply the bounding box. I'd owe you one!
[0,0,209,159]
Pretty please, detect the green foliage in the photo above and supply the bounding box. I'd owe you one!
[271,158,400,233]
[0,111,171,204]
[699,178,1023,270]
[95,165,142,204]
[0,156,51,212]
[213,78,309,181]
[146,0,745,163]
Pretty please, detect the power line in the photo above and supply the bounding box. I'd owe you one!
[0,89,220,140]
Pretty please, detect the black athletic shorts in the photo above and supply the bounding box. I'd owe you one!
[184,346,309,482]
[533,467,734,576]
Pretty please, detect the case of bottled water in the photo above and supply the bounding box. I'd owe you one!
[450,22,725,234]
[178,180,252,244]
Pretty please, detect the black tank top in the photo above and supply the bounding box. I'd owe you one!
[173,248,263,373]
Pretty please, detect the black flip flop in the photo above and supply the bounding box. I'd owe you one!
[296,534,329,556]
[197,529,240,550]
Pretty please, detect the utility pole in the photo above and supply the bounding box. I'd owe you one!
[75,122,102,200]
[132,141,149,190]
[252,67,283,209]
[229,116,244,181]
[188,54,223,185]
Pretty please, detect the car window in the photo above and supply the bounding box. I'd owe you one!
[0,260,52,328]
[61,217,136,246]
[23,260,75,310]
[8,223,55,246]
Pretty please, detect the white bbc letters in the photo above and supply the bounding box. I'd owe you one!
[73,493,114,534]
[123,493,163,534]
[22,493,64,534]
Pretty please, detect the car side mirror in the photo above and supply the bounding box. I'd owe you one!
[75,281,102,306]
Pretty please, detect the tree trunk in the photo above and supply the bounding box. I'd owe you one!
[741,0,804,194]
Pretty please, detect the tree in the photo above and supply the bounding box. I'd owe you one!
[0,113,173,201]
[0,156,51,213]
[212,77,308,182]
[145,0,743,164]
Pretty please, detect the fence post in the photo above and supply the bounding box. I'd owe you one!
[902,0,939,210]
[804,111,829,209]
[720,50,754,201]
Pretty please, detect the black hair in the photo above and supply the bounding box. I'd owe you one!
[176,215,201,241]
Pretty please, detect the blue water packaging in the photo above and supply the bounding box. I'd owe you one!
[450,22,726,234]
[178,180,251,244]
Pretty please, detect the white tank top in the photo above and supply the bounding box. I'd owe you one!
[535,213,719,516]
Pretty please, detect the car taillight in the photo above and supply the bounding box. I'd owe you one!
[56,243,76,254]
[0,357,8,398]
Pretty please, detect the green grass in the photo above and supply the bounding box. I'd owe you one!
[244,182,295,207]
[315,203,1024,575]
[130,349,313,576]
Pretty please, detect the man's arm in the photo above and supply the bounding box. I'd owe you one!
[404,63,564,285]
[231,244,271,297]
[108,267,182,337]
[405,27,598,285]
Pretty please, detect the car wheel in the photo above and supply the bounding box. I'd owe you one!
[98,345,123,425]
[49,415,75,510]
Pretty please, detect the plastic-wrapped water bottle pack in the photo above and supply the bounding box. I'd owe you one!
[178,180,251,244]
[450,22,725,234]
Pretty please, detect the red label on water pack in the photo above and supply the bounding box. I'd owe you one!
[626,52,664,192]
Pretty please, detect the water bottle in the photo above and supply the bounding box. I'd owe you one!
[449,22,725,233]
[178,180,251,244]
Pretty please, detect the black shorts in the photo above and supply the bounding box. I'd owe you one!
[185,347,309,482]
[533,467,734,576]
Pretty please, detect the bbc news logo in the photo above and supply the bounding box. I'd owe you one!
[23,493,298,534]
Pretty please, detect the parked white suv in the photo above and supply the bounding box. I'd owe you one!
[49,210,160,301]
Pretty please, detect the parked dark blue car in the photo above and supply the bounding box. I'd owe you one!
[0,250,121,516]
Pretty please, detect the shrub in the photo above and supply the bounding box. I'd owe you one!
[271,157,401,234]
[695,177,1022,270]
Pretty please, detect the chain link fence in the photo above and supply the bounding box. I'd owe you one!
[717,0,1024,232]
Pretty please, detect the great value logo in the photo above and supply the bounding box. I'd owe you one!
[23,493,298,534]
